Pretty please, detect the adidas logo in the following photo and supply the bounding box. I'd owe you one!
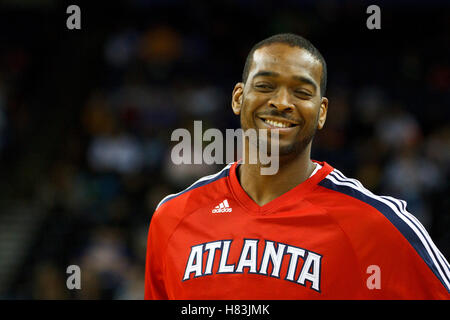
[212,199,232,213]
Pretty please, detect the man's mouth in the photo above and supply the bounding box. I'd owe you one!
[263,119,293,128]
[258,116,300,129]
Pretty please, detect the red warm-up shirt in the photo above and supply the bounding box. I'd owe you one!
[145,161,450,299]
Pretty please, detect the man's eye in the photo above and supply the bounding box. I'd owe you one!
[295,91,312,98]
[255,84,273,90]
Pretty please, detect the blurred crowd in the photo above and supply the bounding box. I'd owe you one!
[0,1,449,299]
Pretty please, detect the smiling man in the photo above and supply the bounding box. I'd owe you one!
[145,34,450,299]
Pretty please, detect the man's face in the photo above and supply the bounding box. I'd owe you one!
[232,43,328,157]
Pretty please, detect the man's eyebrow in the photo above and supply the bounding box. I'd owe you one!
[252,70,280,78]
[292,75,318,91]
[253,71,318,92]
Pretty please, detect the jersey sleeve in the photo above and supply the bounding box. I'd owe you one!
[357,198,450,299]
[316,173,450,299]
[367,232,450,299]
[144,192,192,300]
[144,211,169,300]
[375,197,450,299]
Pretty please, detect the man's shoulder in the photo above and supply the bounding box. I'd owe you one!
[316,166,450,293]
[316,166,405,215]
[312,165,416,239]
[153,163,233,219]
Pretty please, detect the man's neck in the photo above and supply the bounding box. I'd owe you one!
[237,147,316,207]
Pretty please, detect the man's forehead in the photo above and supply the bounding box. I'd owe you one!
[250,43,321,79]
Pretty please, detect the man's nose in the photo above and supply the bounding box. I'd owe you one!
[268,88,295,112]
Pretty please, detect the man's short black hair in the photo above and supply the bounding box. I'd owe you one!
[242,33,327,97]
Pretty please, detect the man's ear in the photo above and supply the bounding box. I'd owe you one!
[317,97,328,130]
[232,82,244,115]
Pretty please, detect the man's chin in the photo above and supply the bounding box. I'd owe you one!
[277,143,306,158]
[267,134,315,157]
[255,139,308,157]
[240,123,316,160]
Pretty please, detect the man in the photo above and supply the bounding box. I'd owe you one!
[145,33,450,299]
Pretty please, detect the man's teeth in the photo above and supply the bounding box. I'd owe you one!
[264,119,292,128]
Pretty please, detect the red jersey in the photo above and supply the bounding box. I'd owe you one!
[145,161,450,299]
